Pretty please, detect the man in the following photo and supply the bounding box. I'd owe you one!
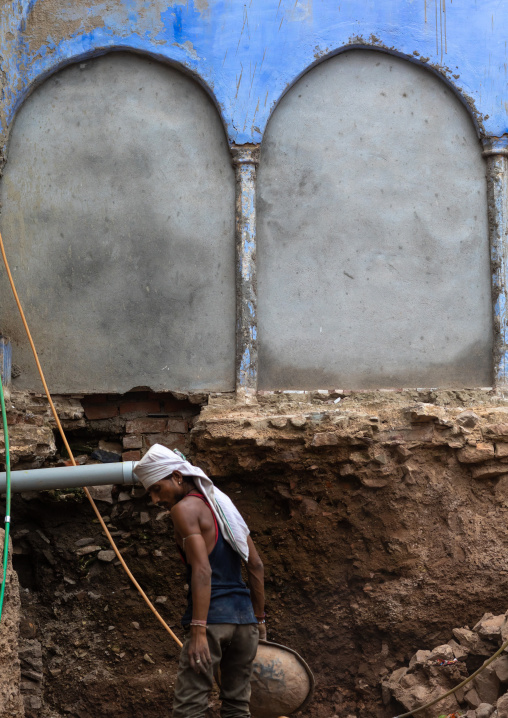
[134,444,266,718]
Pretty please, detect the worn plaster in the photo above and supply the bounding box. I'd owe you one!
[1,0,508,147]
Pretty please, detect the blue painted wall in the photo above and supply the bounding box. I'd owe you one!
[1,0,508,147]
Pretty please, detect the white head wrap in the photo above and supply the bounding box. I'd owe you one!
[133,444,250,561]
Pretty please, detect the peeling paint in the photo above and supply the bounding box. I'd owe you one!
[231,144,259,394]
[1,0,508,146]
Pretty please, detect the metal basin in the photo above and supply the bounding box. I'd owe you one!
[250,640,314,718]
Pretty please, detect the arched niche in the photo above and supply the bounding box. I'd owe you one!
[257,50,492,390]
[0,52,235,393]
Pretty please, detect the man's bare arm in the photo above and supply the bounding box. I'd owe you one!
[171,501,212,673]
[246,535,266,639]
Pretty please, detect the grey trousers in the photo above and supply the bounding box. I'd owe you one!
[173,623,259,718]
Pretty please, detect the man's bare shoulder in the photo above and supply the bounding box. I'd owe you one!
[171,494,207,521]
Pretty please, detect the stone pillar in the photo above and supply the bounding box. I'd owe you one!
[231,144,260,402]
[0,528,25,717]
[483,136,508,394]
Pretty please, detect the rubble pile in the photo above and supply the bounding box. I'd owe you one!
[383,611,508,718]
[0,529,25,718]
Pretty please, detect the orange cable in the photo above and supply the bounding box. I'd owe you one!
[0,230,182,648]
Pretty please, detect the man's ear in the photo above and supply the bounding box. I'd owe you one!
[172,470,183,483]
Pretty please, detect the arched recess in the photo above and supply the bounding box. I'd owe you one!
[257,49,492,390]
[0,51,235,393]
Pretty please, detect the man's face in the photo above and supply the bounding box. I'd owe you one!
[148,475,180,509]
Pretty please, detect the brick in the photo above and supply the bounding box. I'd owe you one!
[119,400,161,415]
[123,434,142,449]
[122,450,141,461]
[163,397,190,412]
[84,404,119,420]
[126,418,166,434]
[144,433,186,452]
[167,418,188,433]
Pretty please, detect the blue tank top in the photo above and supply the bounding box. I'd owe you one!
[179,493,257,627]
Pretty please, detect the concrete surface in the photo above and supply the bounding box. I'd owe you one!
[257,51,493,390]
[0,53,235,393]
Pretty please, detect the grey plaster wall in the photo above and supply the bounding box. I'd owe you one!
[257,50,493,390]
[0,52,235,393]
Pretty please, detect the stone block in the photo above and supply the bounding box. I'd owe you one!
[471,464,508,480]
[484,425,508,442]
[457,443,495,463]
[311,432,338,446]
[496,444,508,458]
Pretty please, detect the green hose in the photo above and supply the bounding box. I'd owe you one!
[0,375,11,622]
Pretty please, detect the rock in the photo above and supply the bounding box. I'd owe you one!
[497,692,508,718]
[430,644,455,661]
[131,622,140,630]
[492,656,508,683]
[76,545,101,557]
[290,415,307,428]
[360,476,389,488]
[457,443,495,463]
[453,628,492,656]
[155,596,167,604]
[311,432,338,446]
[496,444,508,458]
[99,439,123,454]
[474,613,506,640]
[465,687,482,708]
[269,417,287,428]
[87,485,114,504]
[457,411,480,428]
[448,638,469,660]
[117,491,131,502]
[473,665,500,705]
[409,650,431,668]
[143,653,155,664]
[471,465,508,480]
[298,497,319,515]
[75,537,95,547]
[97,550,115,562]
[407,403,445,423]
[90,448,121,463]
[476,704,495,718]
[484,425,508,442]
[139,511,150,525]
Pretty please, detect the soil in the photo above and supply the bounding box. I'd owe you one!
[5,390,508,718]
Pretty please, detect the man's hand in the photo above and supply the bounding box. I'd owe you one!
[188,625,211,674]
[257,622,267,641]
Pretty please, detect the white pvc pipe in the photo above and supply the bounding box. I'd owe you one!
[0,461,138,493]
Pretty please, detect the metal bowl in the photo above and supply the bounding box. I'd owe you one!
[250,640,315,718]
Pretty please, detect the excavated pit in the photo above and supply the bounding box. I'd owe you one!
[2,388,508,717]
